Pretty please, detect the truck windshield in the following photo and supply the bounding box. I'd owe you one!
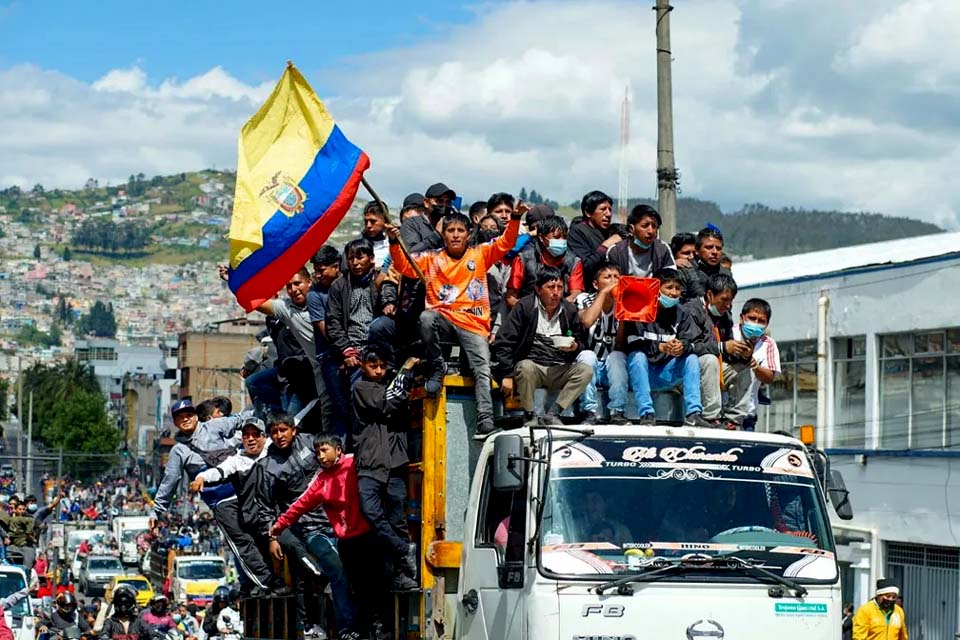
[179,562,225,580]
[538,436,836,582]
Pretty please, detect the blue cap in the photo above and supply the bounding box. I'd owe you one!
[170,399,196,416]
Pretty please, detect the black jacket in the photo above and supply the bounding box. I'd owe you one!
[99,615,146,640]
[400,215,443,253]
[251,433,333,538]
[606,238,676,277]
[325,273,384,356]
[567,218,612,286]
[351,371,414,482]
[679,299,736,359]
[513,243,580,299]
[620,305,693,365]
[492,294,587,378]
[679,260,731,302]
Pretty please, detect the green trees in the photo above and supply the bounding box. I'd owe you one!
[17,360,119,451]
[0,379,8,421]
[33,243,41,259]
[76,301,117,338]
[62,246,72,261]
[72,219,152,255]
[15,324,61,347]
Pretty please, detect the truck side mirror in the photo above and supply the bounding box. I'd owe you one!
[492,434,524,492]
[827,470,853,520]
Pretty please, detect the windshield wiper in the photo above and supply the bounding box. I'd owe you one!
[595,554,808,597]
[595,557,710,595]
[712,554,808,598]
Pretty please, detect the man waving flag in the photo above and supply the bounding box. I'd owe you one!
[227,62,370,311]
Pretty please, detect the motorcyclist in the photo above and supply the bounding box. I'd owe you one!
[45,592,92,634]
[136,594,175,639]
[99,584,144,640]
[216,586,243,638]
[201,586,230,639]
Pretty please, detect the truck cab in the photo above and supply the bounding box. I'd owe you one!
[169,554,227,607]
[0,566,35,640]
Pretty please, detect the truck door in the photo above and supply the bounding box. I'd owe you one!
[458,458,526,640]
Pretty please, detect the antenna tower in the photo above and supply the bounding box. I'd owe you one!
[618,86,630,223]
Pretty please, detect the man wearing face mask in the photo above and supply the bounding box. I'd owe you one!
[506,214,584,307]
[852,578,908,640]
[681,273,754,429]
[606,205,676,278]
[732,298,780,431]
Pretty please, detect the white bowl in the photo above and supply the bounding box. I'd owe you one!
[551,335,575,348]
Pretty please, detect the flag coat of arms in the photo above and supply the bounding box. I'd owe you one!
[228,63,370,311]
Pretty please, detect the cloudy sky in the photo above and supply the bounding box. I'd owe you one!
[1,0,958,227]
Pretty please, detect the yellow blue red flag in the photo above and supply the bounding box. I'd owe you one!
[227,63,370,311]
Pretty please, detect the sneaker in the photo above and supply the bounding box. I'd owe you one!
[636,414,656,426]
[609,411,629,426]
[476,420,499,436]
[581,412,599,425]
[684,412,718,429]
[723,420,740,431]
[371,620,393,640]
[337,630,361,640]
[392,573,419,591]
[304,625,328,639]
[424,361,448,396]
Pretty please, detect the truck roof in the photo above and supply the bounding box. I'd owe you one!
[499,424,806,448]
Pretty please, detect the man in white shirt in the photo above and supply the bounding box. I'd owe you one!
[732,298,781,429]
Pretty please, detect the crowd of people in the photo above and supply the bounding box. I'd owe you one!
[235,184,781,435]
[150,184,786,639]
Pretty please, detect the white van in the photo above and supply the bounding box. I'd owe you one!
[0,566,35,640]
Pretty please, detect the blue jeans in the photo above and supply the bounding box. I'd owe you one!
[626,352,702,417]
[319,352,350,439]
[303,531,357,630]
[579,350,628,416]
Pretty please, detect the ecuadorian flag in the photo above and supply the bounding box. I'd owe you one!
[227,63,370,311]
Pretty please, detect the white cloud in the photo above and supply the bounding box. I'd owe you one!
[0,0,958,229]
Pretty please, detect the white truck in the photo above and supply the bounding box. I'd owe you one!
[452,425,853,640]
[0,566,36,640]
[113,515,151,566]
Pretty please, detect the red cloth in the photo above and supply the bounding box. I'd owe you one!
[614,277,660,322]
[274,454,372,539]
[0,614,13,640]
[82,505,98,520]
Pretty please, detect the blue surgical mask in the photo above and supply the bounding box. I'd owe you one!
[659,293,679,308]
[546,239,567,257]
[633,238,652,250]
[172,614,182,623]
[708,303,722,316]
[742,322,766,339]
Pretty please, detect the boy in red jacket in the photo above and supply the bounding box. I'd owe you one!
[270,435,391,640]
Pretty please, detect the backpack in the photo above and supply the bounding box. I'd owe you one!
[184,441,236,471]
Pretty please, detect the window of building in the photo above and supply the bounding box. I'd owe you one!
[833,336,866,448]
[879,328,960,449]
[759,340,817,434]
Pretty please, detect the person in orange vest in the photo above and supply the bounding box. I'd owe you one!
[853,578,908,640]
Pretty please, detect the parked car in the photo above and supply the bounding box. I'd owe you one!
[79,555,123,596]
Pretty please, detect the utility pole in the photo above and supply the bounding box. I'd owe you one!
[655,0,679,241]
[16,358,23,494]
[26,391,33,497]
[57,448,64,490]
[617,86,630,224]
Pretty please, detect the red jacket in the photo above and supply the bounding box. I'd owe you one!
[274,454,372,539]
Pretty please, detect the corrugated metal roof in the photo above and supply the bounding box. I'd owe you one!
[732,231,960,288]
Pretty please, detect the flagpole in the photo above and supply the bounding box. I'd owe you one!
[361,177,426,282]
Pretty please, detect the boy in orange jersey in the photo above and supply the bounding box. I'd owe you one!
[386,206,524,435]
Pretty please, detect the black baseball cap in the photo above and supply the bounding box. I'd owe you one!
[526,203,556,227]
[402,193,425,210]
[425,183,456,199]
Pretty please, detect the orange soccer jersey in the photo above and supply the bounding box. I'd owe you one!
[390,217,520,337]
